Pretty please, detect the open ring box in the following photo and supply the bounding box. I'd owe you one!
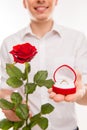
[52,65,77,95]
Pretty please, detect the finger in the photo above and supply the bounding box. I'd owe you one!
[75,70,82,82]
[75,70,83,90]
[29,111,32,118]
[64,93,77,102]
[2,109,21,122]
[52,94,64,102]
[48,88,52,93]
[65,87,86,102]
[0,89,13,98]
[49,92,56,98]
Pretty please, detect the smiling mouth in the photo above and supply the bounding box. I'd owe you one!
[34,6,49,12]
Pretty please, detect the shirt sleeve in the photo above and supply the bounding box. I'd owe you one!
[75,33,87,84]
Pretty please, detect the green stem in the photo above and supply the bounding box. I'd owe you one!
[26,94,28,105]
[25,62,30,125]
[26,64,29,105]
[25,62,30,105]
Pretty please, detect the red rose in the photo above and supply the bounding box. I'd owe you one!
[10,43,37,63]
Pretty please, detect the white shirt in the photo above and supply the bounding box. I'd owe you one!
[0,22,87,130]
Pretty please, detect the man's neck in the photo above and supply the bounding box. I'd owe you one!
[30,19,54,38]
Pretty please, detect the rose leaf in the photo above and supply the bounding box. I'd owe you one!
[41,103,54,114]
[6,77,23,88]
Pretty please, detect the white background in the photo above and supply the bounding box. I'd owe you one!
[0,0,87,130]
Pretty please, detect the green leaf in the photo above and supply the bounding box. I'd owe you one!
[30,113,40,122]
[0,98,14,110]
[38,117,48,130]
[25,83,37,94]
[29,113,41,128]
[34,71,48,84]
[13,121,24,130]
[22,73,26,81]
[22,125,31,130]
[35,80,45,87]
[0,119,13,130]
[44,79,54,89]
[15,104,29,120]
[6,63,23,79]
[41,103,54,115]
[35,79,54,87]
[11,92,22,105]
[30,114,48,129]
[6,77,23,88]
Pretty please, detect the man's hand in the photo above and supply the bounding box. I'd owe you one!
[2,109,21,122]
[0,89,20,121]
[0,89,13,99]
[48,70,86,103]
[0,89,32,122]
[2,107,32,122]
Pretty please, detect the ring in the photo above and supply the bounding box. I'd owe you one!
[60,79,69,85]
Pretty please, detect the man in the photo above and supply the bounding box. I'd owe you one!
[0,0,87,130]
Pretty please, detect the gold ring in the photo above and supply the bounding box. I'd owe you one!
[60,79,69,85]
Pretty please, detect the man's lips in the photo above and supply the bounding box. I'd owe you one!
[34,6,49,13]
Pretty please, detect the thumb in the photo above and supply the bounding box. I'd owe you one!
[75,70,82,82]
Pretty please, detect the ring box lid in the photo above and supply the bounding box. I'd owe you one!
[53,64,76,84]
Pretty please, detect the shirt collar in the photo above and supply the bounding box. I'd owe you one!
[52,22,63,37]
[22,21,63,38]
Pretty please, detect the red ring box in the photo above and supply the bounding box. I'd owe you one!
[52,65,76,95]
